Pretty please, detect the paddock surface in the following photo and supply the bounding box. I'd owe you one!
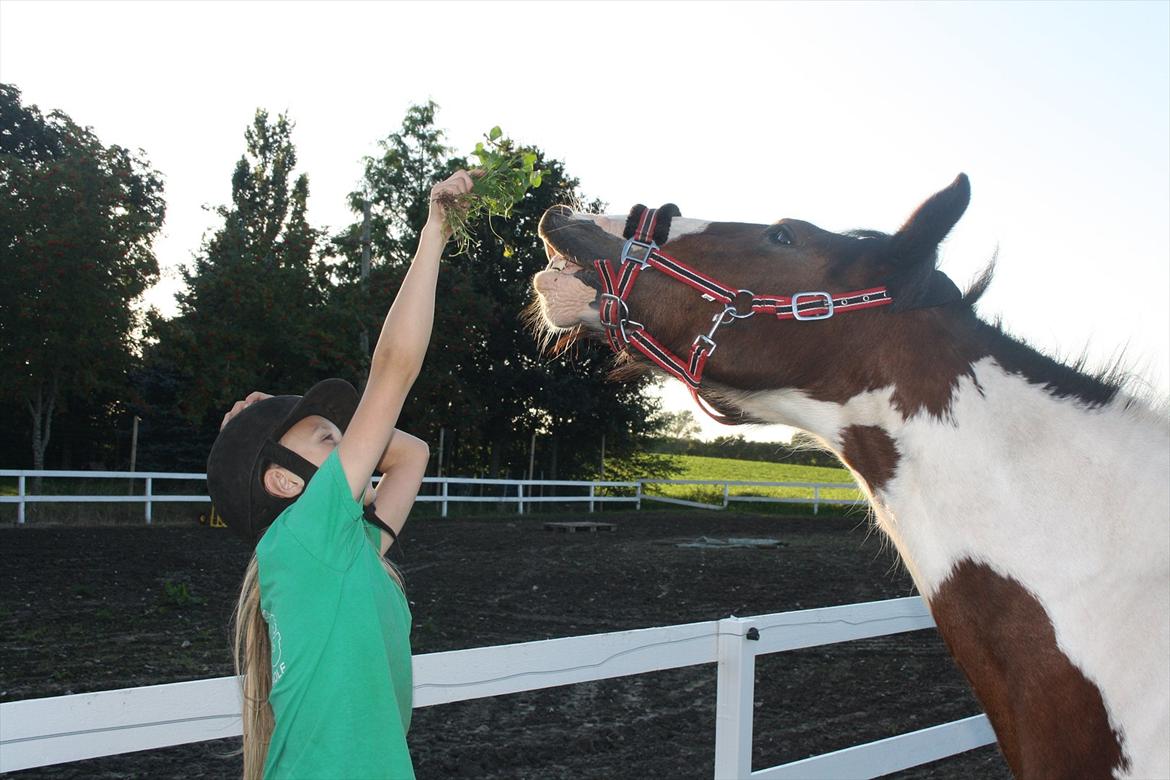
[1,510,1010,778]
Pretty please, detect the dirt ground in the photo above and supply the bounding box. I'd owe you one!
[1,508,1010,779]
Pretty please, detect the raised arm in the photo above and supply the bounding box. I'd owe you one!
[336,170,473,499]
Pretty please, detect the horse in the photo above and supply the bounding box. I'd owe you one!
[530,175,1169,779]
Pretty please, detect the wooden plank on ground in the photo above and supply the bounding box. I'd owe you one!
[544,521,617,533]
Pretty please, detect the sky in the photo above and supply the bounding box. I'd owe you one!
[2,0,1167,443]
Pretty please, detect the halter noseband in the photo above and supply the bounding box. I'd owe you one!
[593,204,894,424]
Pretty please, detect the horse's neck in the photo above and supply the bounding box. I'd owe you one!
[876,362,1166,594]
[738,355,1168,598]
[739,357,1169,778]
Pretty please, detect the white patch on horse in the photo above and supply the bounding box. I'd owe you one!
[735,358,1170,779]
[586,213,712,242]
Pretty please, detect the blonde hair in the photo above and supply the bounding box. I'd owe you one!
[233,554,273,780]
[232,545,403,780]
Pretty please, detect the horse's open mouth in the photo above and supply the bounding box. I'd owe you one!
[532,206,627,331]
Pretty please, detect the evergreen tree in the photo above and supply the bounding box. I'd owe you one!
[141,110,327,467]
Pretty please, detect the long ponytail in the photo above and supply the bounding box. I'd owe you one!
[232,555,273,780]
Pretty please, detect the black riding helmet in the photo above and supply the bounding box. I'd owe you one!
[207,378,359,544]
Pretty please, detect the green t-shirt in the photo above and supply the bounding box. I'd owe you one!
[256,449,414,780]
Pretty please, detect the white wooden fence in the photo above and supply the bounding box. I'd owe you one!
[0,469,863,523]
[0,597,994,777]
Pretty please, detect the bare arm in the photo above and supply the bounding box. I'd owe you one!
[365,430,430,555]
[337,170,473,499]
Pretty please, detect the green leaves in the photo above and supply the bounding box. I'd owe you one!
[443,127,543,255]
[0,83,165,467]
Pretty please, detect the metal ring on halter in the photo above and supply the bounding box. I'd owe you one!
[728,289,756,319]
[621,237,657,268]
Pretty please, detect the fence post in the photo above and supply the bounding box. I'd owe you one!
[813,485,820,515]
[145,477,153,525]
[636,481,643,511]
[722,482,730,509]
[17,474,26,525]
[441,480,449,518]
[588,484,595,513]
[713,617,756,780]
[517,483,524,515]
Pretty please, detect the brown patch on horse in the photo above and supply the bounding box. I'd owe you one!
[930,560,1129,778]
[838,425,899,492]
[630,226,988,420]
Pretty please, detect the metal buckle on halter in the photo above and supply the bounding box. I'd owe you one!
[791,291,834,321]
[600,293,643,344]
[598,293,628,328]
[620,237,657,268]
[693,333,717,356]
[619,318,644,345]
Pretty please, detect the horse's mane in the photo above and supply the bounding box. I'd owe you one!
[845,232,1155,412]
[958,255,1163,414]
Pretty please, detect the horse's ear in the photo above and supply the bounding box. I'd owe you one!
[889,174,970,267]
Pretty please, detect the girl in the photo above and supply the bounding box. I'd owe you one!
[207,170,475,780]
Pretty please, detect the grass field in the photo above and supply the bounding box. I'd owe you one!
[650,454,862,506]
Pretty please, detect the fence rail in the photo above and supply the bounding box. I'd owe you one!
[0,469,863,523]
[0,597,993,777]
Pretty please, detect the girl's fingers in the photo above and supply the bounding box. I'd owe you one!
[221,392,271,429]
[434,170,473,195]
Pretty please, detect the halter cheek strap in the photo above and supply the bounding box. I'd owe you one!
[595,204,897,424]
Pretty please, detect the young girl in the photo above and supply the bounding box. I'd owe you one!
[206,170,475,780]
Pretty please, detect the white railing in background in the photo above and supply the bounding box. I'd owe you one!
[0,597,994,777]
[0,470,864,523]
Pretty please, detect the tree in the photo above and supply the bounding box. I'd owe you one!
[0,83,165,469]
[334,104,672,479]
[146,110,328,433]
[660,410,702,440]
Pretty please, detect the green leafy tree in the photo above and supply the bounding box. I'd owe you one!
[660,410,702,440]
[327,102,494,467]
[142,110,328,464]
[333,104,672,479]
[0,83,165,469]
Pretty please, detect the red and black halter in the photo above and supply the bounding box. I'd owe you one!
[594,204,894,423]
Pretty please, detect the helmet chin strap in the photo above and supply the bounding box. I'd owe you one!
[260,439,320,490]
[259,437,398,550]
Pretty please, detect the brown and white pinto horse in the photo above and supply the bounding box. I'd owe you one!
[531,175,1170,779]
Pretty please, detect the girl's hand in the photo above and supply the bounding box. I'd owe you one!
[221,391,272,430]
[426,170,476,239]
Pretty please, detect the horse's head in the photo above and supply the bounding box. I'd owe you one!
[533,175,979,423]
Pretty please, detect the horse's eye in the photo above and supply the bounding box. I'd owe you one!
[772,225,795,246]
